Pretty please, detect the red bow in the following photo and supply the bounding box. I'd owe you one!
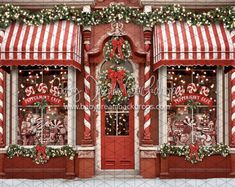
[108,69,127,99]
[110,37,125,60]
[36,145,47,160]
[189,143,199,161]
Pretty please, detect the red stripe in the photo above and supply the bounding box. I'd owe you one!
[180,22,188,59]
[173,23,180,59]
[63,21,70,60]
[165,23,172,59]
[188,25,197,59]
[219,23,230,59]
[54,21,63,60]
[30,26,38,60]
[46,23,54,60]
[13,24,23,59]
[5,24,15,59]
[204,25,213,59]
[212,24,221,59]
[157,25,164,61]
[38,25,46,60]
[196,26,205,59]
[70,24,77,60]
[22,25,30,60]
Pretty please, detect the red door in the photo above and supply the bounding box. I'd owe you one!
[101,98,134,169]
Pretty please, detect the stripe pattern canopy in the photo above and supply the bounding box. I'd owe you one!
[0,21,81,69]
[153,22,234,70]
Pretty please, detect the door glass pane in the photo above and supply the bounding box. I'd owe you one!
[167,66,217,146]
[117,113,129,135]
[105,113,117,135]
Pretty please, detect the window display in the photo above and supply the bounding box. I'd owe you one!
[167,67,217,146]
[17,66,68,145]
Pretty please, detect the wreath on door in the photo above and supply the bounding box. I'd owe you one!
[98,66,135,105]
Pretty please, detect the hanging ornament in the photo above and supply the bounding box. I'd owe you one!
[187,83,197,94]
[199,86,210,96]
[50,86,60,97]
[175,86,185,97]
[189,143,200,161]
[25,86,35,97]
[37,83,48,93]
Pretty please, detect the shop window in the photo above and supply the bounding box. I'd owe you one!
[167,67,217,146]
[17,66,68,145]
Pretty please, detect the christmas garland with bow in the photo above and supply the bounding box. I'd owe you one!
[104,37,131,64]
[160,143,229,164]
[99,66,135,105]
[0,4,233,29]
[7,144,76,164]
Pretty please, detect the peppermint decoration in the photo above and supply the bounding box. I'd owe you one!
[99,66,135,105]
[104,37,131,64]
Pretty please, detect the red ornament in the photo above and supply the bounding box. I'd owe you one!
[107,69,127,99]
[110,37,125,60]
[189,143,200,161]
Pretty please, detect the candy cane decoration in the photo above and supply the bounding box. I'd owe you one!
[50,86,60,97]
[25,86,35,97]
[37,83,48,93]
[231,70,235,145]
[143,65,151,140]
[0,69,4,145]
[84,65,91,140]
[175,86,185,97]
[187,83,197,94]
[199,86,210,96]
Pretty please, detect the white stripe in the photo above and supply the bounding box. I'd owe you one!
[0,101,2,107]
[144,119,151,129]
[161,24,168,60]
[232,100,235,108]
[232,85,235,93]
[0,86,3,93]
[42,24,50,60]
[192,25,201,59]
[25,26,34,60]
[66,23,74,60]
[200,25,209,59]
[232,113,235,121]
[144,93,151,102]
[208,25,218,59]
[0,127,3,134]
[176,22,184,59]
[58,21,66,60]
[232,72,235,80]
[84,119,91,129]
[85,65,90,74]
[0,72,3,80]
[0,114,2,121]
[50,22,59,59]
[34,25,42,59]
[17,24,27,59]
[169,23,176,59]
[0,26,10,59]
[84,93,90,102]
[9,23,19,59]
[185,23,193,59]
[224,28,234,59]
[216,24,226,59]
[84,79,90,89]
[145,79,151,88]
[144,65,150,74]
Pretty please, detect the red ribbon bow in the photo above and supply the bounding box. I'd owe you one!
[189,143,199,161]
[108,69,127,99]
[36,145,47,160]
[110,37,125,60]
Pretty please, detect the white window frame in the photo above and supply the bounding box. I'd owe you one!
[10,66,76,146]
[159,66,224,145]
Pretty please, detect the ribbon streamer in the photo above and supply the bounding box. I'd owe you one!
[109,37,125,60]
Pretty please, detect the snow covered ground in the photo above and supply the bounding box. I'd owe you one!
[1,177,235,187]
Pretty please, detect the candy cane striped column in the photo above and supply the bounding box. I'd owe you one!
[83,65,92,142]
[231,70,235,145]
[0,69,4,145]
[143,65,152,142]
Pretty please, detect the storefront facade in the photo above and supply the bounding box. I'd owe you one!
[0,0,234,179]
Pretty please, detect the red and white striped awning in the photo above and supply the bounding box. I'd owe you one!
[153,22,235,70]
[0,21,81,70]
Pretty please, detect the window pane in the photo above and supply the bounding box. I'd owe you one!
[17,66,68,145]
[105,113,117,136]
[167,67,217,146]
[117,113,129,136]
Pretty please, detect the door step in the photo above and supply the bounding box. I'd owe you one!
[95,170,142,179]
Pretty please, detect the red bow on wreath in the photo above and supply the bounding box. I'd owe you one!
[189,143,200,161]
[108,69,127,99]
[36,145,47,160]
[110,37,125,60]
